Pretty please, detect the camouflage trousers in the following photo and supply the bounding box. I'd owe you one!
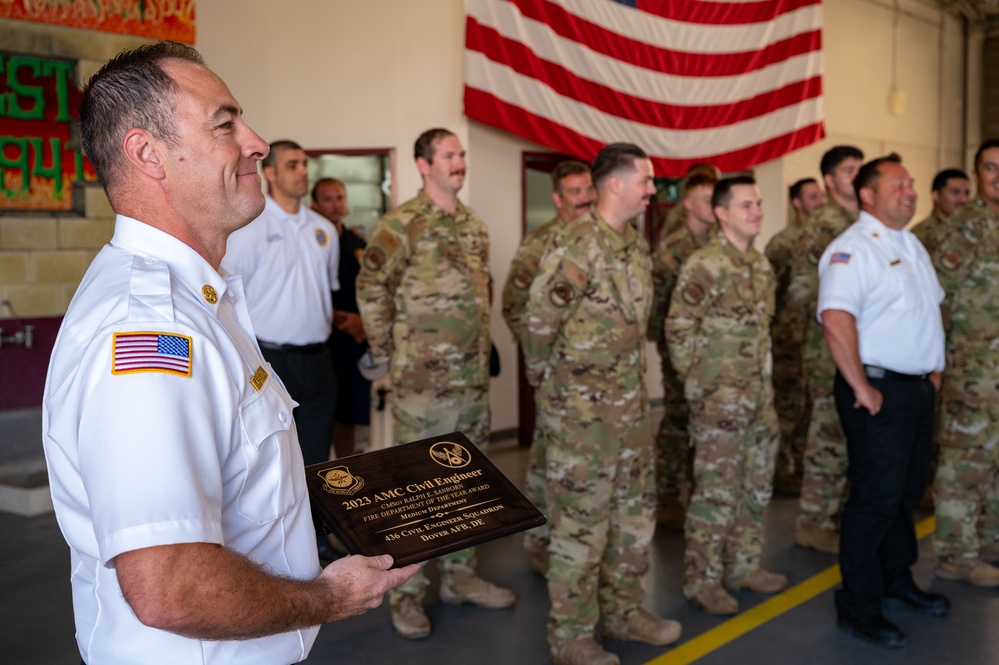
[933,397,999,559]
[796,385,848,532]
[542,408,655,648]
[772,350,809,481]
[655,374,692,513]
[389,386,490,601]
[683,387,780,598]
[523,392,549,556]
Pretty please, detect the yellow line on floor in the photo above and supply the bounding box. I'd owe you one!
[646,516,936,665]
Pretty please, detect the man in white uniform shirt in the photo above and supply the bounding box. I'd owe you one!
[225,139,340,471]
[818,154,949,649]
[42,42,416,665]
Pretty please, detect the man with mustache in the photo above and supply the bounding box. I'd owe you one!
[523,143,682,665]
[820,154,949,647]
[502,159,595,574]
[356,128,515,639]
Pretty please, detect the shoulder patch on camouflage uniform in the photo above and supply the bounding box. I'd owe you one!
[549,281,576,308]
[681,282,705,306]
[363,247,386,271]
[941,250,963,270]
[511,269,533,290]
[560,259,588,289]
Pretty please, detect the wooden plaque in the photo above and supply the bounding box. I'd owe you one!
[306,432,547,567]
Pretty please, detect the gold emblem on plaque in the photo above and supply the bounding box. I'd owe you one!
[319,466,364,495]
[430,441,471,469]
[250,366,268,391]
[202,285,219,304]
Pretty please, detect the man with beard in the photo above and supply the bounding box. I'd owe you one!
[524,143,682,665]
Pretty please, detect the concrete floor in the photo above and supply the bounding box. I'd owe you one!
[4,434,999,664]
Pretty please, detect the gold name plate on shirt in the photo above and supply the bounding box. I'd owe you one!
[306,432,546,568]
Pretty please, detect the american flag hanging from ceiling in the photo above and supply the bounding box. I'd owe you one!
[463,0,825,177]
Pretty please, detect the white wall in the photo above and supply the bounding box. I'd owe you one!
[197,0,973,434]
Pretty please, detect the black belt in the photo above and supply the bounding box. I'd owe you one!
[258,340,327,354]
[863,365,928,382]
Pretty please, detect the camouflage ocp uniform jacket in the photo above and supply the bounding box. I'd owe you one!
[787,201,857,386]
[666,234,776,403]
[522,211,653,423]
[912,212,945,256]
[502,216,566,353]
[929,198,999,410]
[355,190,491,395]
[648,224,709,346]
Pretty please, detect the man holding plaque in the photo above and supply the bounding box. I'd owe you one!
[523,143,683,665]
[41,42,417,665]
[356,128,516,639]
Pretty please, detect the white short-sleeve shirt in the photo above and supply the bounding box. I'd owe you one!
[224,196,340,345]
[817,211,945,375]
[42,215,321,664]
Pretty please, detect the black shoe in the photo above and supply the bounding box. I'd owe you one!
[883,588,950,617]
[837,614,907,648]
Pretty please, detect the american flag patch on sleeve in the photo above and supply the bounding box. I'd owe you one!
[829,252,852,265]
[112,332,193,377]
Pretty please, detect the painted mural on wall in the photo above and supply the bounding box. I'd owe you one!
[1,52,97,211]
[0,0,195,43]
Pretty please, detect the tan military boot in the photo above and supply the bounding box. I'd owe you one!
[603,608,682,646]
[795,523,840,554]
[690,585,739,615]
[439,572,516,608]
[390,594,431,639]
[979,542,999,564]
[551,637,620,665]
[935,558,999,588]
[726,569,789,594]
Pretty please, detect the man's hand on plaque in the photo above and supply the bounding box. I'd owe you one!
[318,554,420,621]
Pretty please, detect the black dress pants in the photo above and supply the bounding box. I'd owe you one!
[833,370,935,620]
[260,345,337,467]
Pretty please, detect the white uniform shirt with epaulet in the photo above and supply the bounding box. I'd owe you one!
[817,210,945,375]
[224,195,340,345]
[42,214,320,664]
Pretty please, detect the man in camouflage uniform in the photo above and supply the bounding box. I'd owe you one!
[647,171,717,529]
[790,146,864,554]
[659,162,722,239]
[667,175,787,616]
[928,140,999,587]
[767,178,827,493]
[501,159,595,573]
[910,168,971,510]
[523,143,682,665]
[356,128,515,639]
[911,168,971,254]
